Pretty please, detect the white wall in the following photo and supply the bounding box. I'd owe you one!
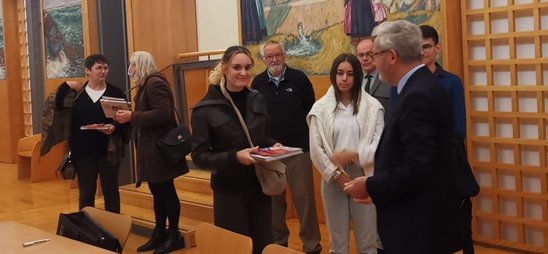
[195,0,240,59]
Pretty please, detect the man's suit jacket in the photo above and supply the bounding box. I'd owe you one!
[364,74,390,121]
[367,66,464,254]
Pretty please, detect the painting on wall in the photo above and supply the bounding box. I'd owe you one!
[241,0,440,75]
[43,0,85,78]
[0,1,5,80]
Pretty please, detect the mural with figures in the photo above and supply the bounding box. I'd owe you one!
[43,0,84,78]
[241,0,440,75]
[0,1,5,80]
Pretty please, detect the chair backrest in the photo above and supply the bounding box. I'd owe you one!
[196,223,252,254]
[262,244,304,254]
[81,206,132,250]
[262,243,303,254]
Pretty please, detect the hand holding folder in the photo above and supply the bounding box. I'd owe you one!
[100,96,130,118]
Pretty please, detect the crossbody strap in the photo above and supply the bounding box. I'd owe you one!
[219,78,254,148]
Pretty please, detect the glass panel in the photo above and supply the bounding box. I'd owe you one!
[515,9,534,32]
[516,65,536,86]
[495,118,513,137]
[492,39,510,60]
[473,118,489,137]
[498,169,516,189]
[518,91,538,113]
[516,37,535,59]
[491,12,509,34]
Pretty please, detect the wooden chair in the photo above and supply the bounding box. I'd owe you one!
[195,223,252,254]
[17,134,65,182]
[262,244,304,254]
[82,206,132,250]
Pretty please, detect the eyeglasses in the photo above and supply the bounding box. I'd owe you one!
[370,49,390,58]
[421,43,437,53]
[264,53,284,60]
[93,66,109,72]
[357,52,375,60]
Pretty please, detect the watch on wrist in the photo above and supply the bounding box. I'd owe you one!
[333,170,342,180]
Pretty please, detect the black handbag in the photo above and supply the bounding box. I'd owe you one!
[156,124,192,165]
[156,106,192,166]
[57,211,121,253]
[57,151,76,180]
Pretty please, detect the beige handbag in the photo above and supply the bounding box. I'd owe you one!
[220,82,287,196]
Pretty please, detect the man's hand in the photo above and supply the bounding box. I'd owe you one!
[343,176,369,200]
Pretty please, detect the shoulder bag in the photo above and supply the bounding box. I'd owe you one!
[220,82,287,196]
[54,81,88,180]
[57,210,121,253]
[56,150,76,180]
[156,108,192,166]
[142,74,192,167]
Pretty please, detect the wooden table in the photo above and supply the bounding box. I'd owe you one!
[0,221,115,253]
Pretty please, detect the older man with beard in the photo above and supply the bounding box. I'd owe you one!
[251,40,322,254]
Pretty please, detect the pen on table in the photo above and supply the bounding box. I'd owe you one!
[22,238,50,247]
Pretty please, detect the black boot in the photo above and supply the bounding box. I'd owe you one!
[137,227,167,252]
[153,229,185,254]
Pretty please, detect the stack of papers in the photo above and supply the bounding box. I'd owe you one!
[100,96,130,118]
[251,146,303,162]
[80,124,109,130]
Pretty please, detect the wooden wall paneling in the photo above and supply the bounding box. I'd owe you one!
[125,0,198,73]
[0,0,26,163]
[125,0,198,114]
[183,68,210,125]
[440,0,464,77]
[17,0,32,137]
[462,1,548,252]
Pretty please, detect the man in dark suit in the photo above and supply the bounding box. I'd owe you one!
[344,20,464,254]
[356,37,391,121]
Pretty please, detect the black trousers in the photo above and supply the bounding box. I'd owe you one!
[148,180,181,230]
[463,197,475,254]
[74,155,120,213]
[214,190,272,254]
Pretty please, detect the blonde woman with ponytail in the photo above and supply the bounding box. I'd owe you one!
[191,46,281,254]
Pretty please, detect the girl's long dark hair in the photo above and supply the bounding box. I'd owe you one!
[329,53,363,115]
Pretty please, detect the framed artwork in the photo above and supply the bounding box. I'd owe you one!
[43,0,85,78]
[240,0,440,75]
[0,1,5,80]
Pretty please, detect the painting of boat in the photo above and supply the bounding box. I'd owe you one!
[43,0,84,78]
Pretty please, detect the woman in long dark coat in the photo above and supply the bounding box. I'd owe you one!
[115,51,188,254]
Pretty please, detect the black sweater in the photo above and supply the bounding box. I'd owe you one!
[56,82,126,159]
[251,66,315,151]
